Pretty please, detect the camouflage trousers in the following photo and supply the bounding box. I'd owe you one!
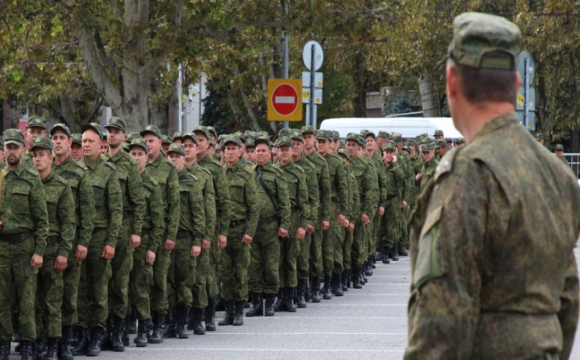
[333,211,345,274]
[342,229,354,270]
[351,219,369,269]
[192,250,209,309]
[321,203,338,276]
[150,239,171,315]
[206,232,220,301]
[308,210,324,278]
[220,223,250,302]
[381,198,401,249]
[297,232,311,281]
[36,243,63,339]
[109,218,134,318]
[0,236,38,342]
[248,219,280,295]
[279,211,301,289]
[78,228,113,330]
[398,206,410,250]
[130,233,153,320]
[371,212,382,257]
[167,233,197,308]
[61,256,81,327]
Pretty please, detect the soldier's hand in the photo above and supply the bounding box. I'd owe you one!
[130,234,141,249]
[343,219,350,229]
[348,223,355,233]
[146,250,156,265]
[415,173,422,181]
[102,245,115,260]
[55,255,68,273]
[296,227,306,241]
[0,221,3,229]
[401,200,408,209]
[218,235,227,250]
[75,245,88,263]
[322,221,330,231]
[202,240,211,251]
[164,239,175,252]
[306,224,315,233]
[361,213,371,227]
[337,214,346,227]
[191,246,201,258]
[30,254,43,269]
[393,155,398,163]
[278,228,289,238]
[242,234,252,244]
[378,206,385,217]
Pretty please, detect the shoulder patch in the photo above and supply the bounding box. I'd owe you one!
[189,173,199,182]
[147,176,159,187]
[163,159,176,168]
[433,147,462,182]
[294,164,304,173]
[105,162,117,171]
[201,167,212,176]
[76,162,88,171]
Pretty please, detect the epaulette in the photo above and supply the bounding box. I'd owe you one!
[242,165,255,175]
[105,162,117,171]
[294,164,304,173]
[189,173,199,182]
[24,167,39,177]
[126,154,138,165]
[433,147,462,182]
[148,176,159,187]
[162,158,176,168]
[54,174,69,185]
[201,167,212,176]
[100,154,108,161]
[76,162,88,171]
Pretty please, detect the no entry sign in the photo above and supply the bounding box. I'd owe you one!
[268,79,302,121]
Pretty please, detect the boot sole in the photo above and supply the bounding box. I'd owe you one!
[148,339,163,344]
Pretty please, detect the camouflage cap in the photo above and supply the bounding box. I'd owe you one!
[301,125,316,135]
[166,143,185,156]
[332,131,340,141]
[555,144,564,151]
[193,126,211,140]
[161,135,173,145]
[126,132,139,143]
[435,140,446,148]
[0,136,4,147]
[402,146,411,154]
[361,129,376,139]
[206,126,218,138]
[105,116,127,132]
[50,123,71,137]
[258,131,269,137]
[448,12,520,70]
[454,137,465,144]
[182,132,199,145]
[337,148,350,160]
[316,130,332,141]
[277,136,293,148]
[345,133,365,147]
[391,132,403,142]
[290,130,304,142]
[445,137,453,143]
[422,143,435,152]
[223,134,241,147]
[272,139,280,148]
[278,128,292,138]
[244,130,257,139]
[26,116,47,129]
[71,133,82,145]
[383,141,396,152]
[234,131,245,143]
[129,136,148,153]
[30,136,53,152]
[218,134,227,142]
[378,131,390,139]
[433,130,444,136]
[81,122,104,139]
[140,125,162,139]
[405,139,417,147]
[122,142,130,152]
[254,135,271,148]
[172,131,183,140]
[3,129,25,146]
[420,137,433,145]
[245,137,256,148]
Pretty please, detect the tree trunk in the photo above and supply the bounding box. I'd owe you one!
[353,51,367,117]
[418,76,440,117]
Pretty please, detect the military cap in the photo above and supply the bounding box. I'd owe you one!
[278,128,292,138]
[218,139,226,149]
[105,116,127,132]
[316,130,332,141]
[126,132,139,143]
[160,135,172,145]
[272,139,280,148]
[122,142,130,152]
[71,133,82,145]
[454,137,465,144]
[3,129,25,146]
[129,136,148,153]
[301,125,316,135]
[277,136,293,148]
[172,131,183,140]
[81,122,104,139]
[361,129,376,139]
[223,134,241,147]
[290,130,304,142]
[30,136,53,152]
[26,116,47,129]
[345,133,365,147]
[50,123,71,137]
[422,143,435,152]
[254,135,271,148]
[435,140,446,148]
[535,132,544,140]
[166,143,185,156]
[332,131,340,141]
[337,148,350,160]
[140,124,162,139]
[193,126,211,140]
[448,12,520,70]
[445,137,453,143]
[218,134,227,142]
[420,137,433,145]
[182,132,199,145]
[245,137,256,148]
[234,131,245,143]
[258,131,269,137]
[102,133,107,141]
[433,130,444,137]
[555,144,564,151]
[378,131,390,139]
[245,130,257,139]
[391,132,403,142]
[206,126,218,138]
[383,141,396,152]
[406,139,417,147]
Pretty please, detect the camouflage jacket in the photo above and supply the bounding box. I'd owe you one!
[305,151,331,222]
[255,161,290,229]
[406,112,580,359]
[368,151,388,208]
[176,169,205,247]
[187,162,216,242]
[224,160,260,237]
[277,161,311,230]
[321,152,349,216]
[42,172,76,258]
[199,153,231,237]
[140,169,165,254]
[294,155,319,226]
[146,152,180,242]
[349,156,378,218]
[384,161,406,200]
[419,159,438,193]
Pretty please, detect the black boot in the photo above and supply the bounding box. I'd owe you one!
[0,341,9,360]
[127,315,137,335]
[233,301,244,326]
[311,277,322,303]
[341,270,349,291]
[399,242,408,256]
[391,242,399,261]
[162,309,176,338]
[382,248,391,264]
[273,289,287,312]
[303,278,310,303]
[177,306,189,339]
[322,274,332,300]
[99,318,112,351]
[205,298,216,331]
[86,327,104,357]
[111,316,124,352]
[45,338,58,360]
[218,301,235,326]
[122,318,130,347]
[71,328,89,356]
[371,255,376,269]
[214,297,225,312]
[148,312,164,344]
[264,294,275,316]
[365,259,373,276]
[285,288,296,312]
[352,268,362,289]
[360,267,368,284]
[59,326,73,360]
[296,280,306,309]
[36,338,47,358]
[134,319,148,347]
[246,293,263,317]
[20,341,33,360]
[374,248,384,262]
[190,307,205,334]
[333,273,344,296]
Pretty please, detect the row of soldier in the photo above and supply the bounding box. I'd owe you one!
[0,115,459,360]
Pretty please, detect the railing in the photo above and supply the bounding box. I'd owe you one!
[565,153,580,179]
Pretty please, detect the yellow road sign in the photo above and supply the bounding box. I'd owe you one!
[268,79,303,121]
[517,93,525,107]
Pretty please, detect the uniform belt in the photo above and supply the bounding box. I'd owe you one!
[47,236,60,245]
[230,218,247,228]
[176,229,192,238]
[0,231,33,244]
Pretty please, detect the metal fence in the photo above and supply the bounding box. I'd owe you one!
[565,153,580,179]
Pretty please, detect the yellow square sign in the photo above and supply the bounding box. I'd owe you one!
[268,79,302,121]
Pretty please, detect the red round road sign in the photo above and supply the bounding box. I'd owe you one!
[272,84,298,116]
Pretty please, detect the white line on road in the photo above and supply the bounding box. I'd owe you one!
[127,347,405,353]
[245,316,407,319]
[209,332,407,335]
[306,303,408,306]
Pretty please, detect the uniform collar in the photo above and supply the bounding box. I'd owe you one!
[471,111,519,143]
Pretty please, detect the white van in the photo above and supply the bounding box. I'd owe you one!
[319,117,462,140]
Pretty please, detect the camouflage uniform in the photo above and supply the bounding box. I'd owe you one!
[418,143,438,193]
[380,143,406,253]
[393,134,414,255]
[366,149,387,269]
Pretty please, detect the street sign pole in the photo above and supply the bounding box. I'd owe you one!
[309,44,315,128]
[524,58,529,128]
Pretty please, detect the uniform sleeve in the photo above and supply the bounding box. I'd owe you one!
[276,174,291,231]
[304,166,319,226]
[77,172,95,248]
[335,158,349,216]
[128,161,146,236]
[215,166,231,237]
[361,163,378,217]
[203,176,217,243]
[189,181,206,247]
[378,166,388,208]
[350,174,360,221]
[319,160,332,222]
[57,183,76,258]
[297,172,311,229]
[105,172,123,248]
[558,252,579,359]
[243,172,260,238]
[402,158,414,203]
[165,166,180,241]
[31,176,49,256]
[148,184,165,253]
